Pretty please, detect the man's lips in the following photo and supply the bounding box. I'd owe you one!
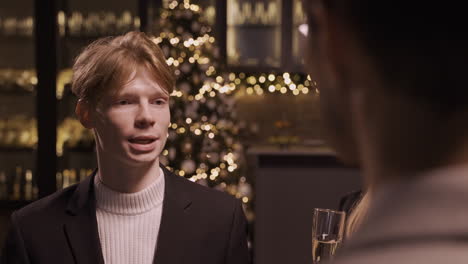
[128,136,158,144]
[127,136,159,153]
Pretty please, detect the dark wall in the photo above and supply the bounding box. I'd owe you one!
[251,152,361,264]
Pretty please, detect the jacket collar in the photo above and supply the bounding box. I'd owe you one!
[153,165,193,264]
[64,165,193,264]
[64,169,104,264]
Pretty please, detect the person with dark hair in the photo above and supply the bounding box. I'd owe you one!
[304,1,468,263]
[1,31,249,264]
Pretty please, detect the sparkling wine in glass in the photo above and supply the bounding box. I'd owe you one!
[312,208,346,263]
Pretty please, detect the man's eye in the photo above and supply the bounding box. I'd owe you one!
[153,99,166,105]
[117,100,130,105]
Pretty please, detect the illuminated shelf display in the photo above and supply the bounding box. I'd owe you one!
[227,0,282,67]
[292,0,307,66]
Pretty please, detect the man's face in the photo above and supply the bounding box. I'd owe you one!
[305,6,360,165]
[91,67,170,166]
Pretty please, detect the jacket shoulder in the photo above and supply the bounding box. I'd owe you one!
[14,184,78,221]
[171,174,240,209]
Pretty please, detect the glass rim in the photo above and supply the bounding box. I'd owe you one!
[314,208,346,215]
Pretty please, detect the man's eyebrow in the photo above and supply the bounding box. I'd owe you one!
[113,89,169,98]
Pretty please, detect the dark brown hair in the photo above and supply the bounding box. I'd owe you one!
[307,0,468,114]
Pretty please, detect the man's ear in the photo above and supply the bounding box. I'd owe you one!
[75,99,94,129]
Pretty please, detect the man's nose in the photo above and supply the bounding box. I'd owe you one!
[135,103,155,129]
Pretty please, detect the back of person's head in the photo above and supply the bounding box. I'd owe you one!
[71,31,175,106]
[320,1,467,114]
[305,1,468,179]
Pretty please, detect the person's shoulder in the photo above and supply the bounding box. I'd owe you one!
[334,242,468,264]
[13,183,79,222]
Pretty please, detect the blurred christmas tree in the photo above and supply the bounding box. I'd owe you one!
[150,0,253,218]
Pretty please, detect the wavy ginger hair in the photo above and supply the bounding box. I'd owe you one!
[71,31,175,106]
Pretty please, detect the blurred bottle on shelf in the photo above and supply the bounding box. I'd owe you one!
[24,169,33,201]
[62,169,71,188]
[56,171,63,190]
[0,116,37,148]
[0,171,7,199]
[0,166,38,201]
[57,168,93,190]
[11,166,22,200]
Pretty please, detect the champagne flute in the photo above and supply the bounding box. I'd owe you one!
[312,208,346,263]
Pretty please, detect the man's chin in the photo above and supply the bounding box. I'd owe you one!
[123,153,160,166]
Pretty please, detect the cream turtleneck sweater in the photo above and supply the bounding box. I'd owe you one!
[93,168,165,264]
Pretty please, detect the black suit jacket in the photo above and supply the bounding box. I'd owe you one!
[1,166,249,264]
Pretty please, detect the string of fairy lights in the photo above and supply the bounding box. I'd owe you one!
[162,112,241,187]
[151,31,317,98]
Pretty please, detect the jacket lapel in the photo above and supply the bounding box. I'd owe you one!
[153,166,193,264]
[63,170,105,264]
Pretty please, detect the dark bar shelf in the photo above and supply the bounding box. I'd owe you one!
[62,146,94,154]
[0,200,33,210]
[0,35,34,41]
[0,147,36,153]
[0,89,35,96]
